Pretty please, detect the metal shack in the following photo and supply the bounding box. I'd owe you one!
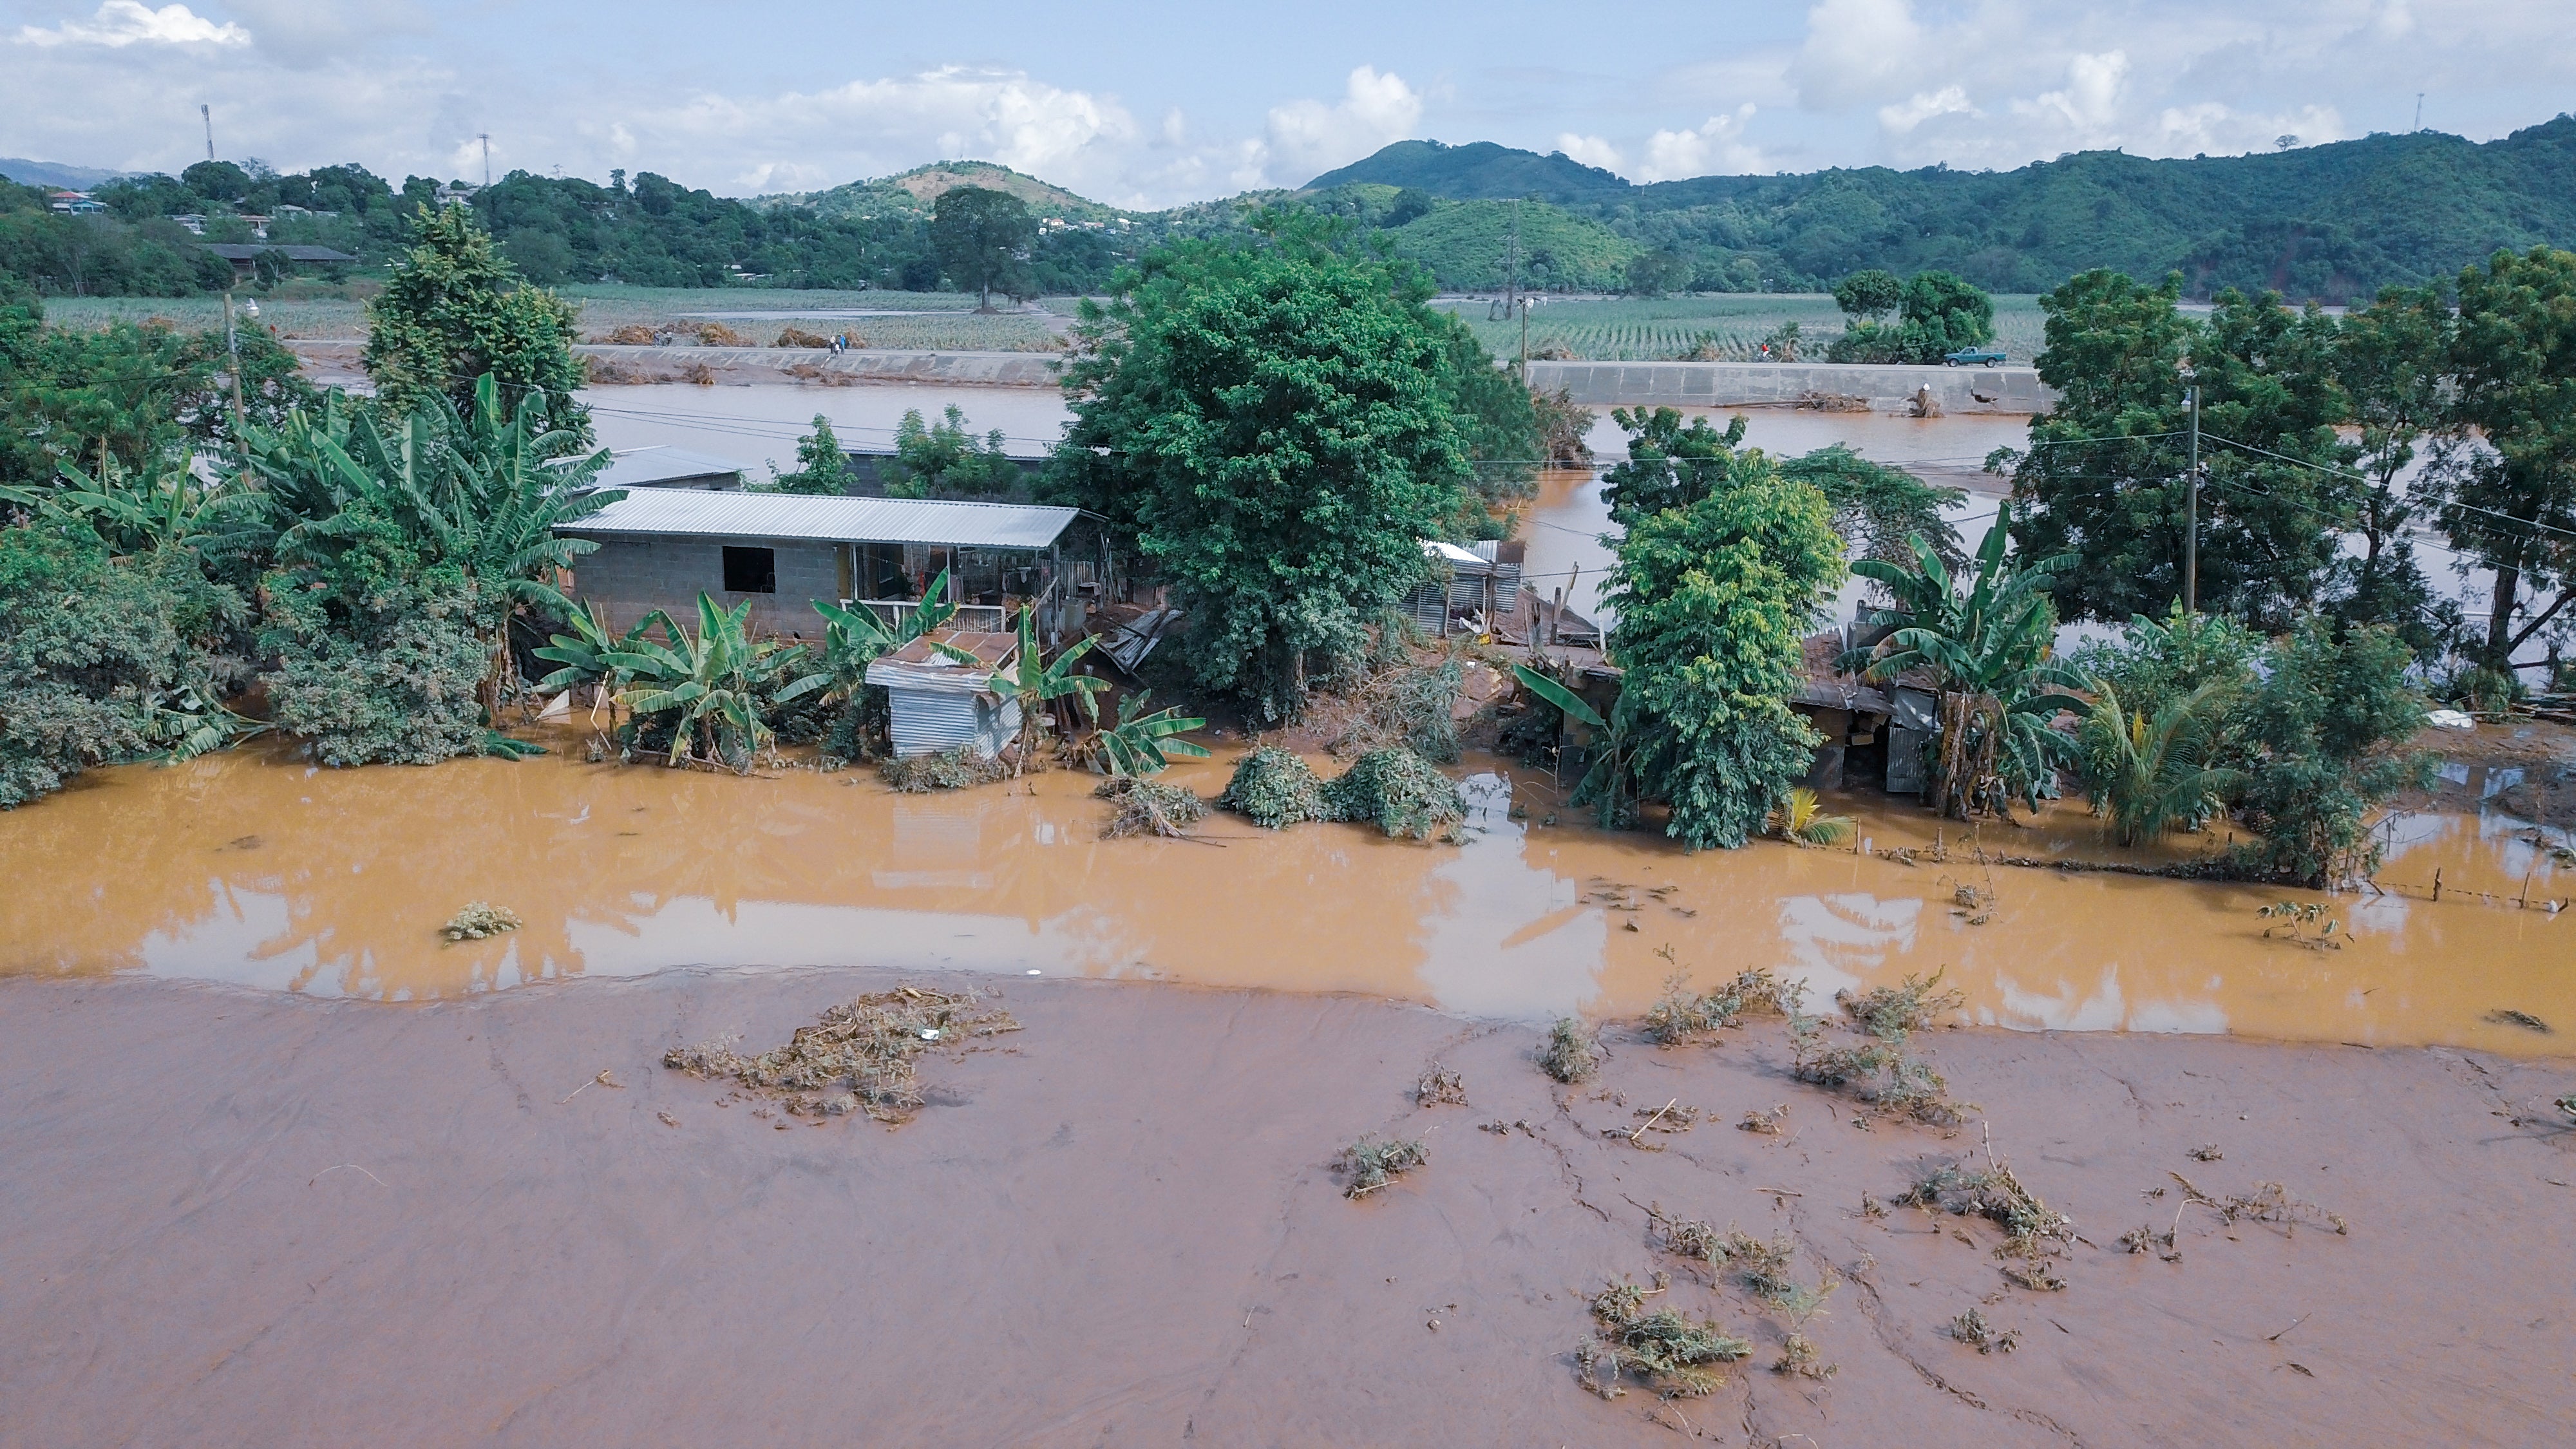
[558,490,1095,639]
[864,630,1021,758]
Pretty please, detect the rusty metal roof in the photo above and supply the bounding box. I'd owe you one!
[560,489,1077,550]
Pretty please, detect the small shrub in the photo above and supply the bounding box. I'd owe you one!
[1895,1158,2076,1264]
[1216,745,1328,828]
[1772,1333,1835,1379]
[1577,1274,1753,1399]
[1416,1066,1468,1106]
[1539,1016,1598,1083]
[1095,775,1208,838]
[880,746,1005,793]
[1320,746,1465,840]
[1946,1307,2018,1354]
[1335,1134,1428,1197]
[1789,1021,1967,1124]
[440,902,520,940]
[1837,969,1965,1039]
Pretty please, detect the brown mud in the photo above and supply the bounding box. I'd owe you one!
[3,966,2570,1445]
[2,727,2568,1054]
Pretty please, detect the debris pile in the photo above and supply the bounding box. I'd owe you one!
[662,985,1021,1124]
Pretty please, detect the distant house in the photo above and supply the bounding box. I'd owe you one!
[46,191,105,214]
[197,243,357,281]
[591,447,746,493]
[556,489,1104,642]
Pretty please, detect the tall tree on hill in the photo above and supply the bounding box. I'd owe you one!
[2439,246,2576,670]
[1048,211,1473,719]
[363,204,586,440]
[931,187,1034,311]
[2330,283,2449,643]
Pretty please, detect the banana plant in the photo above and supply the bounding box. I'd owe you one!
[809,567,957,703]
[1077,689,1210,777]
[1513,661,1639,827]
[611,594,826,772]
[1837,503,2090,817]
[945,603,1106,776]
[0,455,238,558]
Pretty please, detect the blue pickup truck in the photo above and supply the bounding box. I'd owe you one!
[1943,346,2009,366]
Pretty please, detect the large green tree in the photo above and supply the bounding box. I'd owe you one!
[2331,283,2449,640]
[1050,212,1473,718]
[2007,271,2360,626]
[363,204,587,438]
[1595,462,1846,849]
[2440,246,2576,668]
[930,187,1035,311]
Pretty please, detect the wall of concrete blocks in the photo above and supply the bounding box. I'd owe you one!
[570,536,844,641]
[1524,360,2054,415]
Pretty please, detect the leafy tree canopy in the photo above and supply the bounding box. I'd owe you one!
[363,204,587,439]
[931,187,1035,309]
[1049,211,1473,718]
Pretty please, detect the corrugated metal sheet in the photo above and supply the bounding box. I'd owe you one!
[884,687,1021,759]
[560,489,1077,550]
[592,447,746,491]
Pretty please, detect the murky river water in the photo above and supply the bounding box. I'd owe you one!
[4,732,2565,1054]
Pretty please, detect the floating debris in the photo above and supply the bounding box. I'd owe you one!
[440,902,522,941]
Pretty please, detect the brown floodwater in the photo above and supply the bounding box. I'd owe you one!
[3,732,2566,1054]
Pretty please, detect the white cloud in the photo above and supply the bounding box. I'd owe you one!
[651,66,1142,195]
[1259,66,1424,182]
[1793,0,1924,108]
[14,1,247,47]
[2019,51,2129,133]
[1878,85,1973,134]
[1636,104,1765,181]
[1554,133,1623,171]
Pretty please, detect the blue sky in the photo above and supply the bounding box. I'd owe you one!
[6,1,2570,205]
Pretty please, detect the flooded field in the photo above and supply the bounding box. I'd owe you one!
[3,732,2564,1054]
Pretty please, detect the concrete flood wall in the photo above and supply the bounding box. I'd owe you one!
[1525,360,2053,415]
[578,345,1066,388]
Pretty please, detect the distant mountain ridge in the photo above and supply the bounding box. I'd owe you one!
[1298,120,2576,300]
[0,158,135,190]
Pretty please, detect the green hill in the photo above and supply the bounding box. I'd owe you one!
[1309,118,2576,301]
[761,160,1130,224]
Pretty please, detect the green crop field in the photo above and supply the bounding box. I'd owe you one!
[1437,293,2047,364]
[39,285,1072,352]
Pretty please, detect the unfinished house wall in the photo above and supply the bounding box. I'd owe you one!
[569,537,843,639]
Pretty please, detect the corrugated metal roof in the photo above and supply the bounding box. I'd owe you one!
[593,447,746,491]
[559,489,1077,549]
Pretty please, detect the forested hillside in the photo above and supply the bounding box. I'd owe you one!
[1311,118,2576,301]
[10,115,2573,303]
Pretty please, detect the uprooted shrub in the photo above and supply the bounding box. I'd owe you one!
[1334,1134,1428,1197]
[1836,969,1965,1038]
[1539,1016,1600,1083]
[1641,965,1810,1045]
[880,745,1006,793]
[1320,746,1466,840]
[1576,1274,1754,1399]
[1095,775,1209,838]
[1216,745,1329,828]
[1790,1023,1969,1124]
[1897,1154,2076,1287]
[663,984,1021,1124]
[440,902,520,940]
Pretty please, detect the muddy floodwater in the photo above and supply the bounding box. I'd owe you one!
[3,733,2565,1054]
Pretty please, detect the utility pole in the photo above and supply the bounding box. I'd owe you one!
[223,290,247,440]
[202,104,213,162]
[1510,198,1526,370]
[2184,384,2201,613]
[479,133,491,187]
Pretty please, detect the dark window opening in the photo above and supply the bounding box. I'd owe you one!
[722,545,776,594]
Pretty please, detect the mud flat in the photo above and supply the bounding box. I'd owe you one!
[2,965,2570,1445]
